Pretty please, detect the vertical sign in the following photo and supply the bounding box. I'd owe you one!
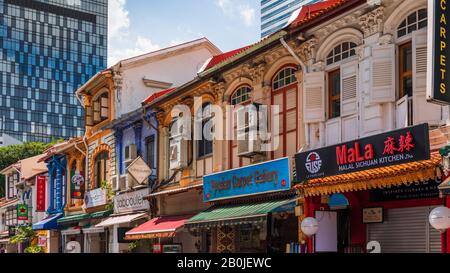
[36,176,46,212]
[17,204,29,221]
[70,170,85,200]
[427,0,450,104]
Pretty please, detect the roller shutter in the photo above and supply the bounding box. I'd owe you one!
[367,206,441,253]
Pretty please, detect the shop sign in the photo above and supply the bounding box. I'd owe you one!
[70,171,85,200]
[113,188,150,214]
[427,0,450,105]
[37,231,48,253]
[369,178,440,202]
[127,157,152,185]
[362,207,384,224]
[295,124,430,182]
[36,176,46,212]
[17,204,28,221]
[84,188,107,209]
[203,157,291,202]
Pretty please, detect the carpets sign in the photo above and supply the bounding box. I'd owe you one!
[428,0,450,104]
[113,188,150,214]
[203,157,291,202]
[295,124,430,182]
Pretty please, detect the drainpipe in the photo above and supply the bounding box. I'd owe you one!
[280,36,310,150]
[82,135,89,191]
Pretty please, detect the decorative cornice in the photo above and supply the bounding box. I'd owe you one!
[358,6,385,37]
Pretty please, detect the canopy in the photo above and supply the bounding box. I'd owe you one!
[184,198,297,229]
[95,213,147,228]
[57,210,112,225]
[32,213,63,231]
[124,214,194,240]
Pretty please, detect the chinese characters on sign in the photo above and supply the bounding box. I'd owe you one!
[295,124,430,181]
[36,176,46,212]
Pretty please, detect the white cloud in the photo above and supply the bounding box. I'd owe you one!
[108,0,161,66]
[215,0,256,27]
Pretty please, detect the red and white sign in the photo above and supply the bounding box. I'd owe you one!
[36,176,46,212]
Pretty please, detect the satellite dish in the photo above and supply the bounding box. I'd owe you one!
[367,241,381,253]
[66,241,81,254]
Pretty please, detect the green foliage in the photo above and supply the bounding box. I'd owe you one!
[128,239,153,252]
[0,139,64,198]
[24,245,44,254]
[9,225,36,245]
[101,180,114,211]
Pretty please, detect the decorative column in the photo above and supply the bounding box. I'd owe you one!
[134,122,143,157]
[47,161,55,213]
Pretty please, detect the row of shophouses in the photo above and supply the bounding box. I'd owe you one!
[1,0,450,253]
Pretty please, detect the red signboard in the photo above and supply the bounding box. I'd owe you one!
[36,176,46,212]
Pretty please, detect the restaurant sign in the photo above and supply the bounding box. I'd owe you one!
[113,188,150,214]
[295,124,430,182]
[369,177,440,202]
[17,204,29,221]
[203,157,291,202]
[427,0,450,105]
[84,188,107,209]
[36,176,46,212]
[70,170,85,200]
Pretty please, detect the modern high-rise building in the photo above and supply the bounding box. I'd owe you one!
[261,0,322,38]
[0,0,108,144]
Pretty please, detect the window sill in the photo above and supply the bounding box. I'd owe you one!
[197,154,213,161]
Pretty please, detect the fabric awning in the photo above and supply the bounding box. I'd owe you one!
[61,227,82,236]
[57,210,112,225]
[32,213,63,231]
[184,198,297,229]
[296,153,442,197]
[95,213,147,228]
[124,214,194,240]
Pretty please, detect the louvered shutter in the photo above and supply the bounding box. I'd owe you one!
[340,60,358,117]
[412,29,442,125]
[367,206,442,253]
[303,71,325,123]
[369,44,396,103]
[396,95,409,129]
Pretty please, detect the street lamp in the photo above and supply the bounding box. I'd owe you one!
[429,207,450,232]
[301,217,319,237]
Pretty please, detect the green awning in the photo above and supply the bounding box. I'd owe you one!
[185,198,296,229]
[57,210,113,225]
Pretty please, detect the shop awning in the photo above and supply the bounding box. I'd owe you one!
[124,214,194,240]
[184,198,297,229]
[296,153,442,197]
[57,210,113,225]
[95,213,147,228]
[32,213,63,231]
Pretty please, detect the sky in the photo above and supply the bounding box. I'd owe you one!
[108,0,261,66]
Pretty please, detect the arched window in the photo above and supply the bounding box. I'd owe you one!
[273,67,297,91]
[197,103,213,158]
[397,8,427,38]
[93,151,109,189]
[231,86,252,105]
[326,42,357,65]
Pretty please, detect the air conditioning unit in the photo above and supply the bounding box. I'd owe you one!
[237,103,263,157]
[125,144,137,163]
[169,136,188,171]
[111,175,126,192]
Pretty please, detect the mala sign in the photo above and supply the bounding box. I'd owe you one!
[295,124,430,182]
[427,0,450,104]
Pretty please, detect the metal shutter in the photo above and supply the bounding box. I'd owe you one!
[367,206,441,253]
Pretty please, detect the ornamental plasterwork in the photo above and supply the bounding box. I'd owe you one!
[294,37,318,63]
[112,70,123,96]
[249,62,266,86]
[358,6,385,37]
[314,12,362,41]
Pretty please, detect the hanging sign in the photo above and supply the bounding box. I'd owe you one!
[203,157,291,202]
[295,124,430,182]
[113,188,150,214]
[84,188,107,209]
[427,0,450,104]
[36,176,46,212]
[17,204,29,221]
[70,170,85,200]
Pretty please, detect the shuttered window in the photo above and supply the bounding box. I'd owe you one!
[367,206,442,253]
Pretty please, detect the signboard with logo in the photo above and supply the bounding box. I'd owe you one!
[84,188,107,209]
[203,157,291,202]
[362,207,384,224]
[17,204,29,221]
[36,176,46,212]
[427,0,450,105]
[127,157,152,185]
[70,170,85,200]
[113,188,150,214]
[369,177,440,203]
[37,230,48,253]
[295,124,430,182]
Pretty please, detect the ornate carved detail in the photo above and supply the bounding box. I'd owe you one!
[249,62,266,86]
[358,7,385,37]
[112,70,123,97]
[315,12,361,40]
[295,38,318,62]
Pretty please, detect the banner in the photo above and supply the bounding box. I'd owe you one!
[36,176,46,212]
[70,170,85,200]
[203,157,291,202]
[295,124,430,182]
[427,0,450,104]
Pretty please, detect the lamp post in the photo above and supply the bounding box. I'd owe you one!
[301,217,319,253]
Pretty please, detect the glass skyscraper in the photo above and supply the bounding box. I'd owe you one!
[261,0,322,38]
[0,0,107,144]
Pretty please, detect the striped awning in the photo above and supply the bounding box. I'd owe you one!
[184,198,297,229]
[296,153,441,197]
[125,214,194,240]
